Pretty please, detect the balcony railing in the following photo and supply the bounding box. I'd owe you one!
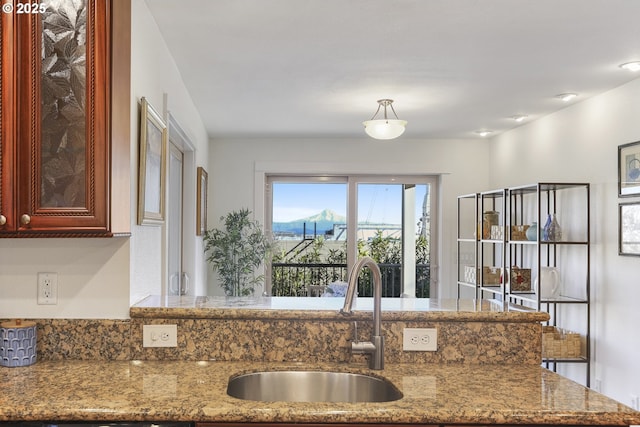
[271,262,430,298]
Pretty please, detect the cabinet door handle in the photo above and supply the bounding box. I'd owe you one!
[20,214,31,225]
[0,214,6,226]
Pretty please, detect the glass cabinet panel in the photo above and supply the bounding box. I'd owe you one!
[41,0,88,208]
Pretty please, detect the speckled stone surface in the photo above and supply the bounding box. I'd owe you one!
[36,319,132,360]
[130,317,543,365]
[131,296,551,322]
[1,360,638,425]
[129,297,547,364]
[0,319,133,361]
[2,298,549,363]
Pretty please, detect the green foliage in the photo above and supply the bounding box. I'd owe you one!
[204,209,273,296]
[327,245,347,264]
[367,230,400,263]
[271,237,347,296]
[271,230,431,297]
[415,234,429,263]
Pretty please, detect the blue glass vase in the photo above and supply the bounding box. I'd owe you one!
[542,214,562,242]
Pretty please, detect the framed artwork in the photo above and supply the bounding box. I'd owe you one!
[196,167,208,236]
[618,140,640,197]
[619,201,640,256]
[137,97,167,225]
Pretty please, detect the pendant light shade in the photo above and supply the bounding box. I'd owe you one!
[363,99,407,140]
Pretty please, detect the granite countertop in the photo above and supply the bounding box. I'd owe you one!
[131,296,550,322]
[1,360,639,425]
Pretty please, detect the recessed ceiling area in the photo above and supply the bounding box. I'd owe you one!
[144,0,640,140]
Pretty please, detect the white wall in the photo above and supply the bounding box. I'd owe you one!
[207,137,491,297]
[130,0,209,304]
[0,238,131,319]
[490,77,640,405]
[0,0,209,318]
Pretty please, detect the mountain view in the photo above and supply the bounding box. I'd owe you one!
[273,209,346,237]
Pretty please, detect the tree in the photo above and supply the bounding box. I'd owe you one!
[204,209,273,296]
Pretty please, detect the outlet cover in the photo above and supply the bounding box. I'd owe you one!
[403,327,437,351]
[37,272,58,305]
[143,324,178,347]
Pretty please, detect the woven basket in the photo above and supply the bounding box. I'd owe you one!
[510,225,530,241]
[542,326,581,358]
[464,266,501,285]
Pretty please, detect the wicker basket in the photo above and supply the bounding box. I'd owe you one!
[542,326,581,358]
[510,225,530,241]
[490,225,504,240]
[464,266,501,285]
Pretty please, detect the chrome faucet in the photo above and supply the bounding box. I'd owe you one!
[341,257,384,370]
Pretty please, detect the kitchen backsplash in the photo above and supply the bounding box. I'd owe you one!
[2,316,543,365]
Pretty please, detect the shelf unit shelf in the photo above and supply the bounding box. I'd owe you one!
[457,183,591,387]
[544,356,589,364]
[456,193,480,299]
[508,293,589,305]
[510,240,589,245]
[458,282,476,288]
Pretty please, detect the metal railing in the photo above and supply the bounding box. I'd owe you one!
[271,262,430,297]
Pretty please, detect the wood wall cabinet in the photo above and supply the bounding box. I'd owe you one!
[0,0,113,237]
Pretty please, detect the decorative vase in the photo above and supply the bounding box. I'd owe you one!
[543,214,562,242]
[526,222,538,241]
[535,267,560,299]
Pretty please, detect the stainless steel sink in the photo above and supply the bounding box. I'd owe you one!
[227,370,403,403]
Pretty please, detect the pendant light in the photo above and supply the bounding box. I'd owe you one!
[363,99,407,140]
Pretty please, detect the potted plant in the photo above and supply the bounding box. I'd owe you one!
[204,208,273,296]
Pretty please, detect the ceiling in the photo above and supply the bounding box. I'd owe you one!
[144,0,640,140]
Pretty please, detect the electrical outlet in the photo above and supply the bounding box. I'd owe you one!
[37,272,58,305]
[143,324,178,347]
[403,327,437,351]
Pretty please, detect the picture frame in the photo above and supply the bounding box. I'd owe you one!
[137,97,167,225]
[618,140,640,197]
[619,201,640,256]
[196,166,208,236]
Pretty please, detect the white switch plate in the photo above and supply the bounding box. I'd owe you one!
[143,324,178,347]
[37,272,58,305]
[403,327,437,351]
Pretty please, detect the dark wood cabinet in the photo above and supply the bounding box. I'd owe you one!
[0,0,112,237]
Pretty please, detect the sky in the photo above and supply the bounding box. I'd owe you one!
[272,183,347,222]
[272,182,429,225]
